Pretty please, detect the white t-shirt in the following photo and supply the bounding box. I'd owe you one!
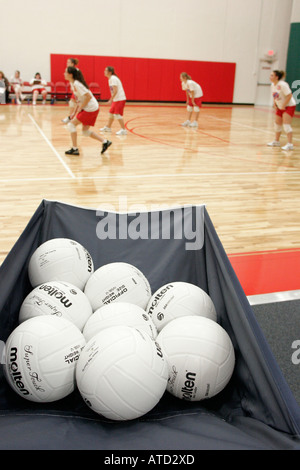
[186,79,203,98]
[73,80,99,112]
[10,76,23,87]
[271,80,296,109]
[109,75,126,102]
[30,77,47,90]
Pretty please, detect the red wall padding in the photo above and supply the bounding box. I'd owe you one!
[51,54,236,103]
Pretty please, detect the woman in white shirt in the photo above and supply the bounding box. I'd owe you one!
[100,66,127,135]
[10,70,25,104]
[64,66,112,156]
[30,72,48,105]
[180,72,203,128]
[268,70,296,151]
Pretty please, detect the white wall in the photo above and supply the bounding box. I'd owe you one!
[0,0,295,103]
[291,0,300,21]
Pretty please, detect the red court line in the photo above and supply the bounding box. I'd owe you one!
[126,114,234,146]
[195,128,233,145]
[128,123,236,152]
[126,119,192,150]
[125,117,298,169]
[228,248,300,296]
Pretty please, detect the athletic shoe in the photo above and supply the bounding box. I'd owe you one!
[101,140,112,154]
[32,102,36,106]
[100,126,112,132]
[65,148,79,155]
[189,121,198,128]
[281,143,294,151]
[62,116,70,124]
[116,129,127,135]
[267,141,280,147]
[181,120,191,127]
[16,99,21,105]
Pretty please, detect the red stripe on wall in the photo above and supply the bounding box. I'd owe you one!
[51,54,236,102]
[228,249,300,296]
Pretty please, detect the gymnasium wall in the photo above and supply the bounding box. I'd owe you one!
[286,0,300,111]
[0,0,295,104]
[51,54,235,102]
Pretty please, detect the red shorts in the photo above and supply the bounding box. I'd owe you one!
[77,109,99,127]
[32,87,46,94]
[109,100,126,116]
[188,96,202,108]
[276,106,296,118]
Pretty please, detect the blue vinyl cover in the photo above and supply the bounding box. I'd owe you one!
[0,200,299,450]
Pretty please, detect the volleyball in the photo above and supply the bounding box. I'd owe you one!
[84,262,151,311]
[83,302,157,342]
[19,281,93,331]
[146,281,217,332]
[76,326,168,421]
[4,316,86,403]
[157,316,235,401]
[28,238,94,290]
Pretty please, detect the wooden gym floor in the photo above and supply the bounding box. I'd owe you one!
[0,102,299,297]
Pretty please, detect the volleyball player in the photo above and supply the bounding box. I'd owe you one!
[64,66,112,156]
[268,70,296,151]
[180,72,203,128]
[100,66,127,135]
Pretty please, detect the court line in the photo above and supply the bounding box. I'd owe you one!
[27,113,76,179]
[205,112,300,142]
[125,118,297,170]
[205,113,275,135]
[1,170,300,184]
[126,116,233,146]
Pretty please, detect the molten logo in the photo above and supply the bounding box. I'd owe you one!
[9,347,30,396]
[181,371,196,401]
[39,284,73,308]
[147,284,173,316]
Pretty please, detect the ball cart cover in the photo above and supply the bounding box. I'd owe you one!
[0,200,299,450]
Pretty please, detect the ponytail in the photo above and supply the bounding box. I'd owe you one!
[68,58,79,66]
[106,66,117,77]
[67,66,89,89]
[273,70,285,80]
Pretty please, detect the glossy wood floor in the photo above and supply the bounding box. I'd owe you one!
[0,102,299,268]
